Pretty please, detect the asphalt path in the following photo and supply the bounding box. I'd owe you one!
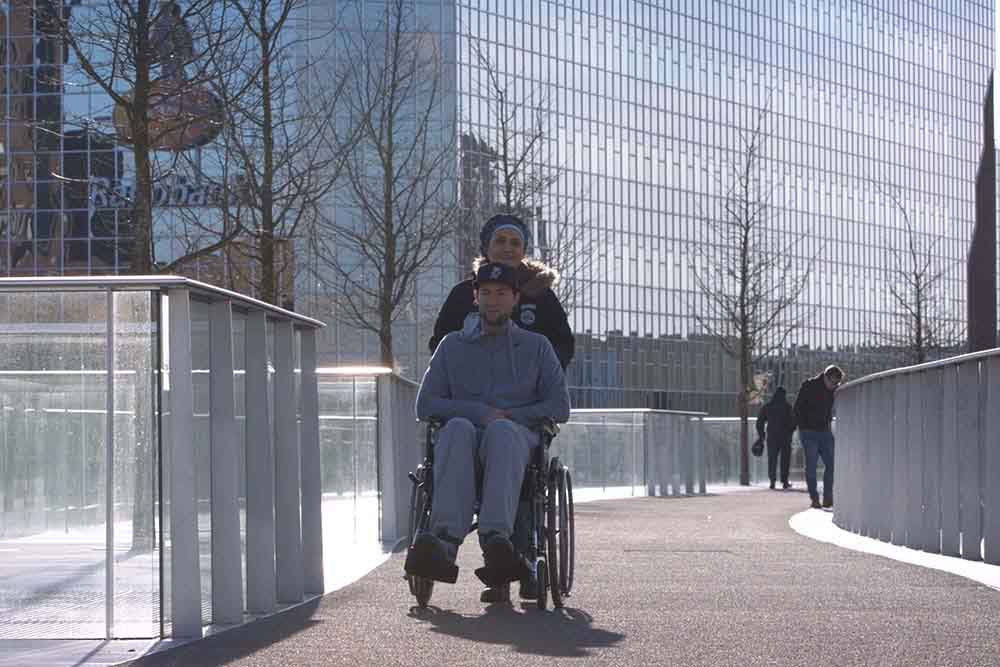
[128,490,1000,666]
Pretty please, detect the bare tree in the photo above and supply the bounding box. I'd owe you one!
[315,0,457,367]
[690,107,811,486]
[49,0,243,274]
[185,0,351,306]
[460,40,594,314]
[874,184,964,364]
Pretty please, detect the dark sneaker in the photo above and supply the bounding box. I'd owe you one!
[769,481,776,490]
[810,498,822,509]
[782,482,793,490]
[479,533,528,585]
[518,577,538,600]
[822,499,833,509]
[405,533,459,584]
[480,583,511,604]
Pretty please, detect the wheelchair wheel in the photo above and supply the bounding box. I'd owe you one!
[559,466,575,597]
[407,468,434,608]
[546,461,563,609]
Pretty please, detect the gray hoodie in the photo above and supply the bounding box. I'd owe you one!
[416,317,571,428]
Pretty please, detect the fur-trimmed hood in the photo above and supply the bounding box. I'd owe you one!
[471,257,560,299]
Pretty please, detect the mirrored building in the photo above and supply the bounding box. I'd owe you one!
[449,1,995,412]
[1,1,996,413]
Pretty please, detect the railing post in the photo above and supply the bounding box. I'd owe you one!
[846,385,860,534]
[940,364,960,556]
[682,418,695,495]
[921,369,943,553]
[670,416,681,496]
[105,290,115,638]
[695,417,706,495]
[299,329,324,595]
[274,319,303,603]
[876,379,894,542]
[835,386,851,532]
[166,288,202,638]
[958,360,983,561]
[644,414,658,496]
[209,300,243,624]
[891,371,908,546]
[850,383,865,535]
[377,374,400,543]
[245,311,276,612]
[905,373,924,549]
[983,356,1000,564]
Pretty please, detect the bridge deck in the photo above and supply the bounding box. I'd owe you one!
[128,489,1000,666]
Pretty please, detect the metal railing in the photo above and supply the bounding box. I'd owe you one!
[835,349,1000,563]
[0,277,324,641]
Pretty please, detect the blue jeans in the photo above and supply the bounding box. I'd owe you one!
[800,430,834,502]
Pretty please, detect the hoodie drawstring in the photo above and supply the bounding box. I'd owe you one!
[507,325,516,380]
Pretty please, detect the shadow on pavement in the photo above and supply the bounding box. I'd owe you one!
[410,603,625,658]
[125,600,322,667]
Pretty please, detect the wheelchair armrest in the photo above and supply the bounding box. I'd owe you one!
[540,418,560,447]
[418,416,445,429]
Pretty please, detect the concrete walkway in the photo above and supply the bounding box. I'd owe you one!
[127,489,1000,666]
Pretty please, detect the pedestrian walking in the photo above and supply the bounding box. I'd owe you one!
[756,386,795,490]
[793,365,844,509]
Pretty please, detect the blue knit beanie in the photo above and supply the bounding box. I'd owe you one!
[479,213,531,257]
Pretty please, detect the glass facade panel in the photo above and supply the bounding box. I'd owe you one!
[449,0,996,411]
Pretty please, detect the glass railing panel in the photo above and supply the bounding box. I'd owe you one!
[317,374,380,590]
[112,290,159,638]
[0,290,109,638]
[232,314,248,611]
[554,411,645,495]
[190,299,212,625]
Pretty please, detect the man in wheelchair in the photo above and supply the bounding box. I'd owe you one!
[406,261,571,597]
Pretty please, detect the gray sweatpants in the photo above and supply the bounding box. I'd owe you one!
[429,417,538,551]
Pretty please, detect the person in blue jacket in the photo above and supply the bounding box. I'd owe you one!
[405,262,571,595]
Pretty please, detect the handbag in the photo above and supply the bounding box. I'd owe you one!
[751,437,764,457]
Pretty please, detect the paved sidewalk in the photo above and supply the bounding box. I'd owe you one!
[128,489,1000,666]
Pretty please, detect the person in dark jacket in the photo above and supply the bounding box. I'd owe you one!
[793,365,844,509]
[429,213,575,370]
[756,386,795,490]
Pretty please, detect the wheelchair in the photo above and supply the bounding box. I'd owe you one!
[405,417,575,610]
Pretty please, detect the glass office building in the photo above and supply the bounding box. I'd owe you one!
[451,1,995,412]
[1,1,996,413]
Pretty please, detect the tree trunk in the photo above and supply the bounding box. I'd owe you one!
[258,19,277,304]
[738,346,751,486]
[129,2,154,550]
[379,294,394,367]
[130,106,154,274]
